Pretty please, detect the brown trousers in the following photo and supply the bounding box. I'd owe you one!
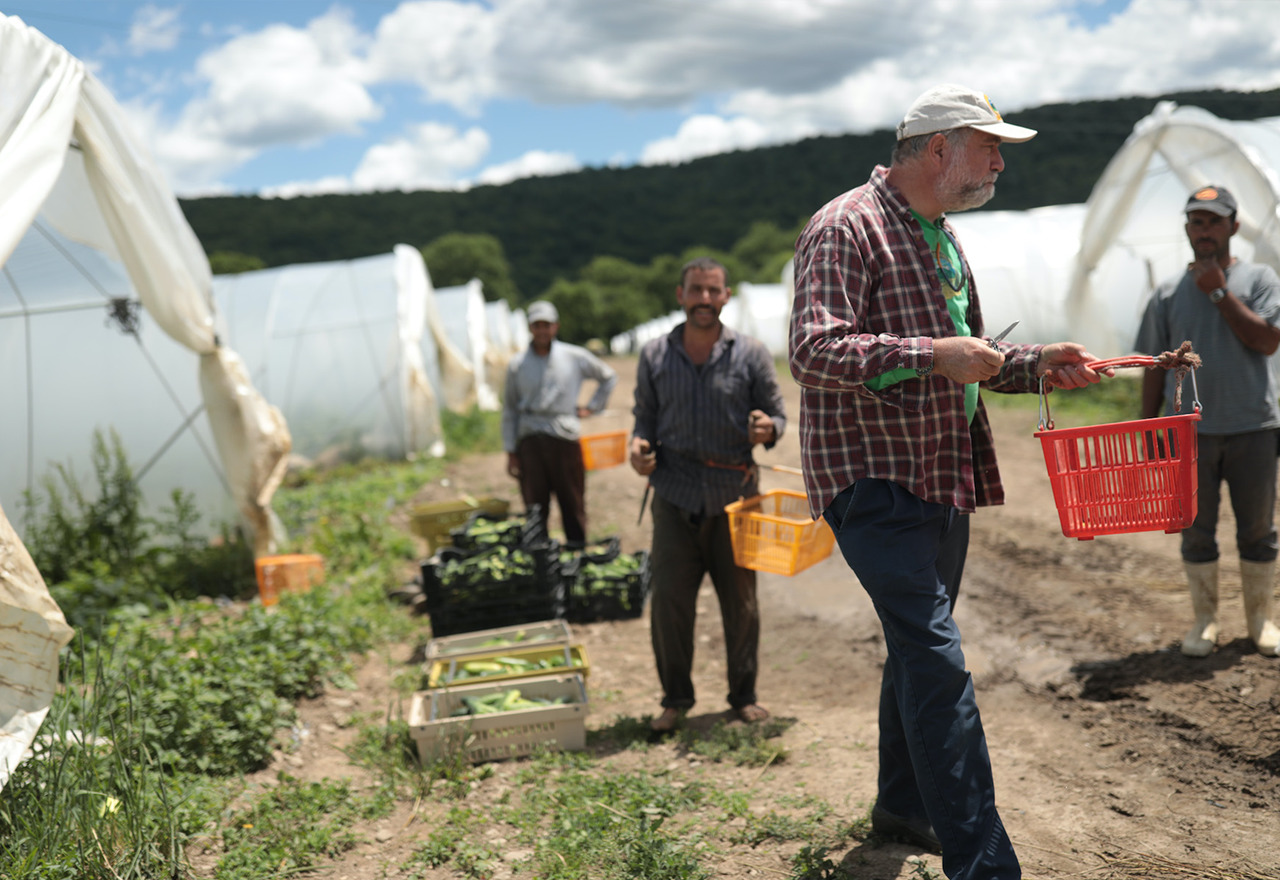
[648,492,759,711]
[516,433,587,544]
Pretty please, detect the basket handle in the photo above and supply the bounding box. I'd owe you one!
[1036,355,1201,431]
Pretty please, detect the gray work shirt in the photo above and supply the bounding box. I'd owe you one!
[632,322,788,516]
[502,340,618,451]
[1133,260,1280,435]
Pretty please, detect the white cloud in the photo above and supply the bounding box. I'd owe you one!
[351,122,491,191]
[640,115,774,166]
[129,4,181,55]
[260,176,361,200]
[189,12,378,147]
[103,0,1280,195]
[366,1,499,113]
[476,151,581,186]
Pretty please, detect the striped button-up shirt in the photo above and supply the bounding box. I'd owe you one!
[632,323,787,516]
[789,165,1043,518]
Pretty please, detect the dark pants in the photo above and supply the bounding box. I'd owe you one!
[1181,429,1279,563]
[516,434,587,544]
[824,479,1019,880]
[649,493,760,711]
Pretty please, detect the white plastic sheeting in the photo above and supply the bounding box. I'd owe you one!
[1067,103,1280,356]
[0,13,287,791]
[483,298,515,394]
[0,501,74,790]
[1,220,237,528]
[434,279,500,411]
[509,307,532,352]
[213,245,451,462]
[730,282,790,356]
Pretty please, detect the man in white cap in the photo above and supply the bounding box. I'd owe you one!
[1135,185,1280,658]
[502,300,617,544]
[790,84,1108,878]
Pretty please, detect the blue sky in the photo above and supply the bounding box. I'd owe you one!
[8,0,1279,198]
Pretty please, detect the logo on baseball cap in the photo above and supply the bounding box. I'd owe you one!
[1184,185,1237,218]
[897,84,1037,143]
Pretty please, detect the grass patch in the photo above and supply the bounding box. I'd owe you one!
[213,775,394,878]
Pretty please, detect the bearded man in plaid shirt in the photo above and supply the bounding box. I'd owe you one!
[790,84,1109,880]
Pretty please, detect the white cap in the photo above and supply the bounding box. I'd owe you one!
[897,84,1037,143]
[526,300,558,324]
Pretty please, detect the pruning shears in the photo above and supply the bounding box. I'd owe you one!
[988,320,1019,349]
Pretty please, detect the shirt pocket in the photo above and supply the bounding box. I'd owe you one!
[713,364,750,400]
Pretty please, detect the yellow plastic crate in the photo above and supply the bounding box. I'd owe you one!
[409,496,511,550]
[254,553,325,606]
[579,430,627,470]
[424,619,572,664]
[426,643,589,688]
[409,673,588,763]
[725,489,835,576]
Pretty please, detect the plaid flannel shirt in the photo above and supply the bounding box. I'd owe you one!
[789,165,1043,518]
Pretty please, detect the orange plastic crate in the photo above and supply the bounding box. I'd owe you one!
[725,489,835,576]
[580,430,627,470]
[1035,412,1200,540]
[255,553,325,606]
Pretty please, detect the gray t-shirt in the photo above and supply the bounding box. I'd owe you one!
[1133,260,1280,435]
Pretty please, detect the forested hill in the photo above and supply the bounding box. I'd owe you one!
[180,87,1280,298]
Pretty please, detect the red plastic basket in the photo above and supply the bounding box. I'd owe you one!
[1033,356,1200,540]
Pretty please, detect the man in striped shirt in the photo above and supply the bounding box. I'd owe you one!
[630,256,787,734]
[790,84,1106,879]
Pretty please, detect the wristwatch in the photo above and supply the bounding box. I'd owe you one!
[1209,287,1227,304]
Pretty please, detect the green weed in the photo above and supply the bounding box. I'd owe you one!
[678,717,792,767]
[442,405,505,457]
[213,774,393,878]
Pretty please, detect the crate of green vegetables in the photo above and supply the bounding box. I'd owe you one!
[449,506,547,551]
[408,672,588,763]
[425,643,589,688]
[424,619,572,664]
[566,550,651,622]
[421,542,566,637]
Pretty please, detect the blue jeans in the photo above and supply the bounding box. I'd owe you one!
[824,479,1019,880]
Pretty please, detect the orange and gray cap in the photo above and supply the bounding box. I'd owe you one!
[896,84,1037,143]
[1185,185,1237,218]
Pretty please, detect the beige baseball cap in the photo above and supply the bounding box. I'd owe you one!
[897,84,1037,143]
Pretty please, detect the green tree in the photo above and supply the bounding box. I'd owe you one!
[208,251,266,274]
[730,221,800,282]
[422,233,520,304]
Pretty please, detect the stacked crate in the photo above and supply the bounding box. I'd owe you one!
[409,620,588,763]
[419,507,563,637]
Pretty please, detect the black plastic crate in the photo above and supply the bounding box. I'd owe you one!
[427,592,568,637]
[566,550,651,622]
[557,535,621,570]
[420,541,565,636]
[449,506,548,552]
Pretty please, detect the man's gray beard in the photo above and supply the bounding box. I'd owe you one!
[938,163,996,213]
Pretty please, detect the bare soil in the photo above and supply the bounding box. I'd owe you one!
[230,356,1280,880]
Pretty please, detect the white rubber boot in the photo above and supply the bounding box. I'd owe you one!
[1240,559,1280,657]
[1181,560,1219,657]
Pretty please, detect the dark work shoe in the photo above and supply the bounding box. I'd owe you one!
[871,804,942,854]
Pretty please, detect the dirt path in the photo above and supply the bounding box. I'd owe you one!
[261,355,1280,880]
